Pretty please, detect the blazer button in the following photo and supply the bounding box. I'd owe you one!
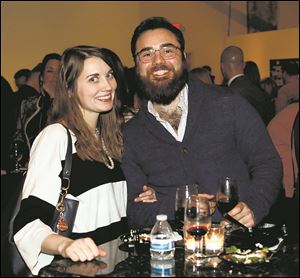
[182,147,188,154]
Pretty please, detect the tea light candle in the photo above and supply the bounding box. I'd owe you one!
[205,235,224,251]
[205,224,224,255]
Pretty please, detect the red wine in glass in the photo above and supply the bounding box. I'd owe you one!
[216,177,239,232]
[217,197,239,214]
[185,196,211,260]
[186,224,208,240]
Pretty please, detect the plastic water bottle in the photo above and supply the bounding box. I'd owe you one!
[150,215,175,260]
[151,258,175,277]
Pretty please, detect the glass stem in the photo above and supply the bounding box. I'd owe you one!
[195,237,202,257]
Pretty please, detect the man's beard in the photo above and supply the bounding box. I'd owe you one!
[136,63,188,105]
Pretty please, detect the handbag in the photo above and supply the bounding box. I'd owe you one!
[50,126,79,236]
[1,125,79,277]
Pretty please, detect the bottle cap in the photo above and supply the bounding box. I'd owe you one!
[156,214,167,221]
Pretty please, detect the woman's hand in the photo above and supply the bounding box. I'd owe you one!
[58,237,106,262]
[134,185,157,203]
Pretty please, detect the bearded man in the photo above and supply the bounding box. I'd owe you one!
[122,17,282,229]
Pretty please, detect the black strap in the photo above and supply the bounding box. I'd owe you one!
[293,111,299,167]
[291,111,299,192]
[62,125,72,181]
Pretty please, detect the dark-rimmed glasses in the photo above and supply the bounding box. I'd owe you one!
[135,44,181,63]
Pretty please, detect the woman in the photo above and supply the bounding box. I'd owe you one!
[13,46,155,275]
[13,53,61,166]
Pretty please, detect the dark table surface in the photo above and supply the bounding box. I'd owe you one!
[39,224,299,277]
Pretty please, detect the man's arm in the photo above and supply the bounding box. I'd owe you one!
[121,141,175,229]
[233,95,282,225]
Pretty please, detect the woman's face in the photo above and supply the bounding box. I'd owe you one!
[76,56,117,120]
[42,59,61,97]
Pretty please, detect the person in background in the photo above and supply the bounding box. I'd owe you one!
[14,68,31,91]
[190,67,213,85]
[244,60,261,87]
[14,63,42,114]
[39,53,62,100]
[13,45,156,276]
[123,66,144,122]
[260,77,278,119]
[12,54,61,166]
[122,17,282,229]
[260,77,278,101]
[220,46,274,125]
[1,76,15,173]
[267,102,299,239]
[275,61,299,114]
[202,65,215,84]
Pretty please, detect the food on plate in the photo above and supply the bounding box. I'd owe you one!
[223,245,270,264]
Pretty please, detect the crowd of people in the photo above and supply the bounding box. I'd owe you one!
[1,16,298,276]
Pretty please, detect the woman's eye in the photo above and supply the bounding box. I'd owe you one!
[106,72,114,79]
[89,77,99,83]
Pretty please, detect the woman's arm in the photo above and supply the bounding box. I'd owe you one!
[42,234,106,262]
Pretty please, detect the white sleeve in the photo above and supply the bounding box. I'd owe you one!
[22,123,73,204]
[14,123,75,275]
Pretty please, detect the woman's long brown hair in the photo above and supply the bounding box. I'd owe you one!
[50,46,127,163]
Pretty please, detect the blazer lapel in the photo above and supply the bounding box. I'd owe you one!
[183,75,206,142]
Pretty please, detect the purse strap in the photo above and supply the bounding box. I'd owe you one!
[56,125,73,212]
[62,125,72,181]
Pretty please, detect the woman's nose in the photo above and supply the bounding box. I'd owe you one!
[99,76,113,90]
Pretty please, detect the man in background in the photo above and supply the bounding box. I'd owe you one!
[220,45,274,125]
[275,61,299,114]
[14,69,31,91]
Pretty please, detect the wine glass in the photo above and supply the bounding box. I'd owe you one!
[10,142,23,173]
[185,195,211,262]
[175,184,198,225]
[216,177,239,231]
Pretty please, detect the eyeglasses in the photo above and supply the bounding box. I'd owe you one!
[135,44,181,63]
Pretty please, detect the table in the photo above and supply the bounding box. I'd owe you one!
[39,230,299,277]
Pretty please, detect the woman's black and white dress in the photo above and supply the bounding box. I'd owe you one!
[13,123,128,275]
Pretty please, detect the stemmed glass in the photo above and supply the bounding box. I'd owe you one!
[10,142,23,173]
[175,184,198,225]
[185,195,211,262]
[216,177,239,231]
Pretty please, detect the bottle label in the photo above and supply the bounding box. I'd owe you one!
[150,238,175,251]
[151,267,174,276]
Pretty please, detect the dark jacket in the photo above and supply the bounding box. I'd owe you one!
[13,87,52,164]
[1,77,15,170]
[122,75,282,229]
[229,75,274,125]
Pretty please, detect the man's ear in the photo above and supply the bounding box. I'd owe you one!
[183,52,187,59]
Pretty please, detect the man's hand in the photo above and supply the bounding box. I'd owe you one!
[226,202,255,227]
[198,193,216,215]
[134,185,157,203]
